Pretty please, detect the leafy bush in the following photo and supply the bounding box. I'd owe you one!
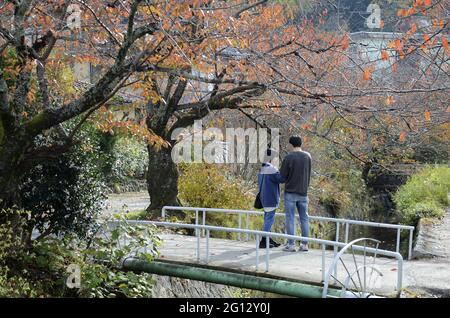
[0,214,160,298]
[179,163,253,210]
[315,168,371,220]
[109,137,148,185]
[78,217,160,298]
[117,210,148,221]
[0,267,41,298]
[401,201,445,222]
[0,210,43,297]
[19,124,106,239]
[394,165,450,224]
[178,163,259,238]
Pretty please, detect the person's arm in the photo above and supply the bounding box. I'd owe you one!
[272,172,286,184]
[279,156,289,178]
[308,155,312,187]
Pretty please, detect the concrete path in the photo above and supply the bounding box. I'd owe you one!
[406,207,450,297]
[157,233,402,297]
[414,208,450,259]
[103,191,150,216]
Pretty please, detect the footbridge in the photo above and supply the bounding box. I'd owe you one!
[118,206,416,298]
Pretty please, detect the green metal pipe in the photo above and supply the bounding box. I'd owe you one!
[122,259,342,298]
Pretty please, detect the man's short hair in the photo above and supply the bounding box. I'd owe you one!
[289,136,302,148]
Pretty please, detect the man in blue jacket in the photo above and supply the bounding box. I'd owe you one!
[258,148,286,248]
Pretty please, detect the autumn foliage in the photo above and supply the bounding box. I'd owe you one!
[0,0,448,210]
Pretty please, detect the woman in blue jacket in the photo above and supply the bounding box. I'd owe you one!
[258,149,285,248]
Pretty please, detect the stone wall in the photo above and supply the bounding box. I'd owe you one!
[151,275,240,298]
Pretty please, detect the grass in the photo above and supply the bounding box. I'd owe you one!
[114,210,148,220]
[393,165,450,225]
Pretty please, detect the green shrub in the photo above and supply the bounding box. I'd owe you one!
[403,201,445,221]
[0,215,160,298]
[178,163,253,210]
[116,210,148,220]
[0,209,61,297]
[178,163,260,238]
[315,168,371,220]
[0,267,41,298]
[78,217,160,298]
[109,137,148,184]
[20,124,106,240]
[394,165,450,224]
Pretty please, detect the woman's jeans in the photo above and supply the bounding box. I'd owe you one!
[285,192,309,245]
[262,210,276,239]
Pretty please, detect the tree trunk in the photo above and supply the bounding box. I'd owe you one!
[0,136,26,210]
[146,143,180,218]
[0,134,33,245]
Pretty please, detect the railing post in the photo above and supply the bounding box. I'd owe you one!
[408,229,413,260]
[397,257,403,293]
[345,223,349,244]
[246,213,250,241]
[334,222,340,256]
[238,213,242,241]
[202,210,206,237]
[396,228,401,254]
[335,222,340,244]
[195,209,199,246]
[322,244,326,282]
[265,235,270,272]
[196,225,200,262]
[161,207,166,219]
[334,262,338,285]
[334,222,339,285]
[255,234,259,271]
[206,229,210,264]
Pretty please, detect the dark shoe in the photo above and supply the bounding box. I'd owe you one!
[259,239,275,249]
[269,238,280,247]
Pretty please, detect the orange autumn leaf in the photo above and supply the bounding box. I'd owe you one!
[424,110,431,122]
[387,41,396,49]
[442,37,449,54]
[392,63,398,73]
[301,123,311,131]
[381,50,389,61]
[363,68,372,81]
[394,39,403,51]
[340,36,349,50]
[385,96,394,106]
[399,132,407,142]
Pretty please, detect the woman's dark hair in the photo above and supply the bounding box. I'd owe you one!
[289,136,302,147]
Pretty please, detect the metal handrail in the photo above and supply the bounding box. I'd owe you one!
[116,220,403,295]
[161,206,415,260]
